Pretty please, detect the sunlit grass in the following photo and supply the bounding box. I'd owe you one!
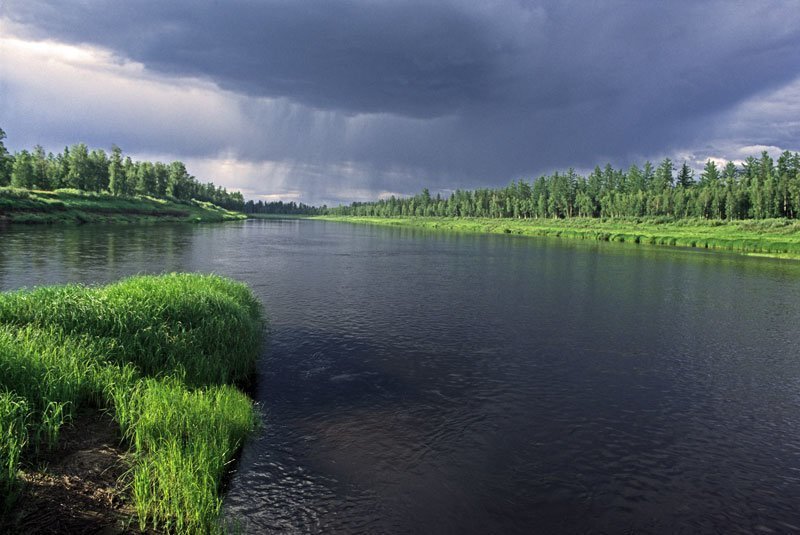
[124,378,257,533]
[0,274,264,533]
[316,215,800,259]
[0,187,247,224]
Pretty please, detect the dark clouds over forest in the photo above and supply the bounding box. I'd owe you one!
[2,1,800,204]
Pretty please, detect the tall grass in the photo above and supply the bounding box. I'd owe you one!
[0,274,264,533]
[124,378,257,533]
[0,274,262,386]
[0,392,28,505]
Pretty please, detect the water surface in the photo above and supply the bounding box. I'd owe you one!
[2,220,800,533]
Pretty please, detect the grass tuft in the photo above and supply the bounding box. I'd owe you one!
[0,391,28,505]
[0,274,264,533]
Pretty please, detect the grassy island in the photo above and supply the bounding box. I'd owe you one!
[0,188,247,225]
[0,274,264,533]
[315,216,800,259]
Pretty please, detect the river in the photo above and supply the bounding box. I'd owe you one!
[2,219,800,533]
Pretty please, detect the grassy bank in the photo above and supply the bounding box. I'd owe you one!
[0,187,247,224]
[0,274,264,533]
[315,215,800,259]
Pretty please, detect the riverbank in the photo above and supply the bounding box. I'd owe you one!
[0,188,246,224]
[315,215,800,259]
[246,213,311,219]
[0,274,264,533]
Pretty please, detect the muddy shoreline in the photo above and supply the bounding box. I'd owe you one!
[1,410,146,534]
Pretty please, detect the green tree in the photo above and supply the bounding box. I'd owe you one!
[167,161,190,198]
[154,162,169,197]
[122,156,136,195]
[699,160,720,186]
[108,145,125,195]
[31,145,51,190]
[653,158,674,192]
[676,161,694,188]
[89,149,109,191]
[0,128,12,186]
[627,164,645,192]
[67,143,91,190]
[10,150,35,189]
[135,162,157,196]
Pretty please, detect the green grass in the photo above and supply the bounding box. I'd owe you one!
[0,187,247,224]
[0,274,264,533]
[0,391,28,507]
[315,215,800,259]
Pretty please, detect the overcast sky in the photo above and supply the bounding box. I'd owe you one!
[2,1,800,205]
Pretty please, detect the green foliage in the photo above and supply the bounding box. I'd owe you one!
[10,150,35,189]
[108,145,124,195]
[0,392,28,503]
[327,151,800,222]
[0,187,247,224]
[0,127,245,211]
[124,378,256,533]
[317,216,800,259]
[0,128,12,186]
[0,274,264,532]
[244,199,323,215]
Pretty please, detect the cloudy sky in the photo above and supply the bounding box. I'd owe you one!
[2,1,799,205]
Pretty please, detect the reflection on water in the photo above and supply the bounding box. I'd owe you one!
[2,220,800,533]
[0,223,202,289]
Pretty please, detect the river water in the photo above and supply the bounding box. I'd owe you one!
[2,219,800,533]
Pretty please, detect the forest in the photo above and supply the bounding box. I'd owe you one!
[0,128,245,211]
[328,152,800,221]
[5,122,800,224]
[244,199,325,215]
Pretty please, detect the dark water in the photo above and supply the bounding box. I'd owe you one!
[2,220,800,533]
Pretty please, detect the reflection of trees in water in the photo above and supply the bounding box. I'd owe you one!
[0,224,197,290]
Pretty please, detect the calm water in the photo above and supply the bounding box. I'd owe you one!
[2,220,800,533]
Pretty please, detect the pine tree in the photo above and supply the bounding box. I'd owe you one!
[677,161,694,188]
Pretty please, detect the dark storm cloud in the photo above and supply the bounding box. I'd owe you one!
[4,0,800,198]
[7,0,504,118]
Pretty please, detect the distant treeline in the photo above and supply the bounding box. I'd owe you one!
[0,128,244,211]
[243,199,325,215]
[329,151,800,220]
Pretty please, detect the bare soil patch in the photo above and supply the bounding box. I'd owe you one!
[1,410,149,534]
